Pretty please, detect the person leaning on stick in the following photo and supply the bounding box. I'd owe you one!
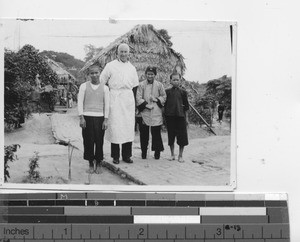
[136,66,166,160]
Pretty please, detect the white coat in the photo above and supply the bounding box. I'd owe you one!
[100,59,139,144]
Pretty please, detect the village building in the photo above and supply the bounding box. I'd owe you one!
[81,24,186,86]
[45,57,78,108]
[80,24,215,133]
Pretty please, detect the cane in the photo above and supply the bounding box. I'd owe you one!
[148,84,155,158]
[148,105,152,159]
[68,139,74,181]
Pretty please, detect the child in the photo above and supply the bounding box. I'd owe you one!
[136,66,166,159]
[77,65,109,174]
[164,73,189,162]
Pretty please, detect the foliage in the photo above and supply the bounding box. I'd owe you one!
[4,144,20,182]
[188,97,214,126]
[4,102,29,131]
[7,45,58,87]
[4,45,59,128]
[27,152,41,183]
[206,75,232,111]
[157,29,173,47]
[40,50,85,69]
[189,75,232,125]
[84,44,103,62]
[40,50,85,80]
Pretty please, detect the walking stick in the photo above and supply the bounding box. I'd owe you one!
[68,139,74,180]
[148,83,155,158]
[189,103,217,135]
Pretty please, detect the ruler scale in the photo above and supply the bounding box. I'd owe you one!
[0,193,289,242]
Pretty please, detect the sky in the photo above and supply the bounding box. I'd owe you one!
[2,19,236,83]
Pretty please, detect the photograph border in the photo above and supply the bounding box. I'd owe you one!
[0,18,237,192]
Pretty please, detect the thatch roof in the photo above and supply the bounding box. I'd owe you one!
[45,57,75,82]
[81,24,186,85]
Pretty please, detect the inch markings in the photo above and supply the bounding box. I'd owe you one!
[0,193,290,241]
[0,223,290,240]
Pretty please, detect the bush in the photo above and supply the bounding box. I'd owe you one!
[27,152,42,183]
[189,76,232,125]
[206,75,232,111]
[4,45,59,129]
[4,144,20,182]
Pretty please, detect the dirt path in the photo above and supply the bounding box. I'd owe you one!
[50,108,232,187]
[4,113,134,185]
[5,113,55,145]
[5,109,232,187]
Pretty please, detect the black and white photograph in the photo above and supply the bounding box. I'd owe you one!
[2,19,236,190]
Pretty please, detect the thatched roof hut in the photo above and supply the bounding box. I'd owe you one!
[81,24,186,85]
[45,57,75,84]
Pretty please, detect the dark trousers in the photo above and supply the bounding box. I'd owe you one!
[139,122,164,153]
[165,116,188,147]
[111,142,132,160]
[218,111,224,121]
[82,116,105,163]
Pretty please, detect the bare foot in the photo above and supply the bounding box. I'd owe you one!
[85,172,92,185]
[169,155,176,161]
[178,156,185,163]
[87,167,94,174]
[94,166,101,174]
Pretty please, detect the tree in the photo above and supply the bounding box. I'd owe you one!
[188,76,232,125]
[206,75,232,111]
[4,45,59,129]
[84,44,103,62]
[4,144,20,182]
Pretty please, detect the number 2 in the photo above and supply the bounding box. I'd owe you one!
[139,228,144,236]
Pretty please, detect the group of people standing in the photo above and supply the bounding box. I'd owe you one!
[78,43,189,174]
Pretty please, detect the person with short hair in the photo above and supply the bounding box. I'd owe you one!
[77,65,109,174]
[136,66,166,159]
[164,73,189,163]
[100,43,139,164]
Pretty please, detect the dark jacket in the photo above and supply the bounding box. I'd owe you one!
[164,86,189,117]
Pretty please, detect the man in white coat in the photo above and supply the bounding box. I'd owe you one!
[100,43,139,164]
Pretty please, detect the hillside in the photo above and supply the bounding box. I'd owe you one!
[40,50,84,69]
[40,51,85,83]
